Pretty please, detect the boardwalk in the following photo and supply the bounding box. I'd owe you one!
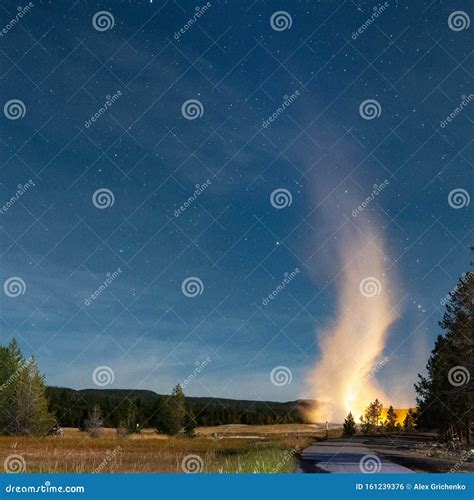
[298,438,415,473]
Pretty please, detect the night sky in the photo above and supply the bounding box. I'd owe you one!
[0,0,472,404]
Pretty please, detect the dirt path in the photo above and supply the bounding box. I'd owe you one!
[298,438,415,473]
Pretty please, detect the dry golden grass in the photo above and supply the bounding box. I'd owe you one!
[0,425,330,473]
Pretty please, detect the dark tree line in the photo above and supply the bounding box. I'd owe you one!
[46,385,303,432]
[415,250,473,444]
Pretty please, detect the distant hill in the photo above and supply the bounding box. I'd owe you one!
[46,386,311,428]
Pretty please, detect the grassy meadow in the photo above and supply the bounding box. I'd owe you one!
[0,425,334,473]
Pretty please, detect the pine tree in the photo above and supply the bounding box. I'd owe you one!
[385,406,397,432]
[184,407,198,437]
[0,341,54,436]
[342,412,356,436]
[85,406,103,438]
[415,258,473,443]
[403,409,416,432]
[155,385,186,436]
[170,384,185,428]
[0,340,24,434]
[360,399,383,433]
[156,398,180,435]
[14,357,55,436]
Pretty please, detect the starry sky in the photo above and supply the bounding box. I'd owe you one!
[0,0,472,404]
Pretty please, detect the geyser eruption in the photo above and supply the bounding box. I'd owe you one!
[307,229,398,423]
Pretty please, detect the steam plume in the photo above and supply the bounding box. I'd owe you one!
[306,228,398,423]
